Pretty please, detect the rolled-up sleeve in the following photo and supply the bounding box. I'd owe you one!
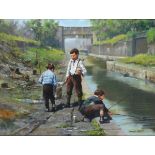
[79,60,87,76]
[66,60,71,77]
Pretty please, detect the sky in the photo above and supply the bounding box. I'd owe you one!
[17,19,91,27]
[56,19,91,27]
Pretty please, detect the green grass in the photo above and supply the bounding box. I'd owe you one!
[56,123,72,128]
[0,32,40,63]
[82,120,106,136]
[0,32,40,45]
[94,34,127,45]
[147,28,155,44]
[21,47,65,73]
[119,54,155,67]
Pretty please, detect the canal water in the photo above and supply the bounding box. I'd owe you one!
[85,57,155,135]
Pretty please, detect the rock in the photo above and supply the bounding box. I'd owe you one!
[26,80,35,86]
[15,68,22,75]
[1,83,8,88]
[23,74,30,82]
[123,73,129,77]
[33,70,37,75]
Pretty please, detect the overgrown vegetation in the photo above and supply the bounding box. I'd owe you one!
[81,120,105,136]
[0,32,39,64]
[126,31,137,38]
[94,34,127,45]
[147,28,155,44]
[56,123,72,128]
[26,19,59,47]
[91,19,155,40]
[0,19,60,48]
[21,47,65,73]
[0,32,39,45]
[91,19,155,47]
[119,54,155,66]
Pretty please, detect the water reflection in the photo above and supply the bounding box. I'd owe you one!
[85,59,155,135]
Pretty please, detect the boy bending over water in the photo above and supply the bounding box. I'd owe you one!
[80,89,112,123]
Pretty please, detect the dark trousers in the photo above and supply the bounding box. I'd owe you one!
[80,104,110,121]
[66,75,83,105]
[43,84,55,109]
[80,104,102,114]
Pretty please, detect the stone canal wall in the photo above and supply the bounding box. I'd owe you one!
[90,33,149,57]
[91,40,132,56]
[106,61,155,83]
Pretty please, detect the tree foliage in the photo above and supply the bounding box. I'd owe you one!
[0,19,60,48]
[147,28,155,44]
[91,19,155,40]
[0,19,18,35]
[26,19,59,47]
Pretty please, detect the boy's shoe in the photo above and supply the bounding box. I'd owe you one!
[104,115,112,120]
[99,120,105,124]
[108,115,112,120]
[65,104,71,108]
[99,116,104,124]
[78,104,83,111]
[81,116,85,122]
[51,107,56,112]
[82,117,91,122]
[44,108,50,112]
[100,118,110,124]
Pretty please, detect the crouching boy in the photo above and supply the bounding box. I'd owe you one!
[79,89,112,123]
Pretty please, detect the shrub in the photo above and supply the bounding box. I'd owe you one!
[119,54,155,66]
[147,28,155,44]
[0,32,40,46]
[94,34,127,45]
[21,47,65,72]
[127,31,137,39]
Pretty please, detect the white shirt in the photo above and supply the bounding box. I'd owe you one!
[66,58,87,77]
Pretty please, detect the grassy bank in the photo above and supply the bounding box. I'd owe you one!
[0,32,40,64]
[94,34,127,45]
[21,47,65,73]
[0,32,39,45]
[81,120,106,136]
[119,54,155,67]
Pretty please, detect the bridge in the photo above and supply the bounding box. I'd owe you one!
[56,26,94,52]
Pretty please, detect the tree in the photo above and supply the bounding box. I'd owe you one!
[0,19,18,35]
[41,20,59,47]
[26,19,43,41]
[91,19,155,40]
[26,19,59,47]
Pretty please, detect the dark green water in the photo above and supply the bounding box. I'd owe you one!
[85,58,155,135]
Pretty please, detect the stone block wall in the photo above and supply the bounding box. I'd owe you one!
[90,35,149,57]
[107,61,155,83]
[148,44,155,55]
[91,40,133,56]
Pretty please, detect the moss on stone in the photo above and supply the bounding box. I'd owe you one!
[81,120,106,136]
